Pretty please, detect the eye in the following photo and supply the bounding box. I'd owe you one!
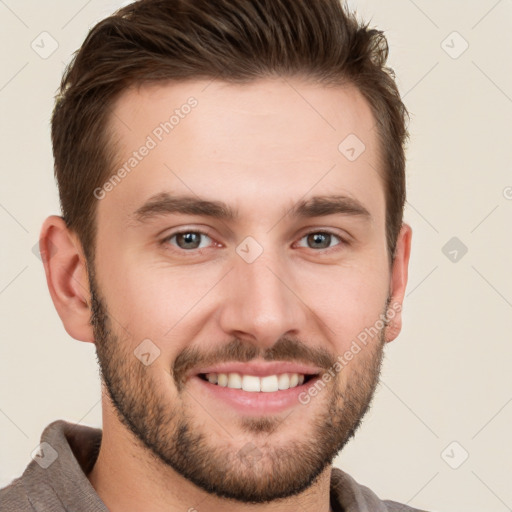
[296,231,344,251]
[163,230,214,251]
[161,229,346,254]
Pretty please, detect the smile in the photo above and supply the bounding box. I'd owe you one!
[199,372,317,392]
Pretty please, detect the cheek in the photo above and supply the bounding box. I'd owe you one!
[97,251,223,341]
[297,261,389,347]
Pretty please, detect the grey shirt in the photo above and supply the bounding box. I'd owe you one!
[1,420,430,512]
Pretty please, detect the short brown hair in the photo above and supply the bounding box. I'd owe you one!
[52,0,408,264]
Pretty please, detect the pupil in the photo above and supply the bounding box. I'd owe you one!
[178,232,200,249]
[309,233,330,249]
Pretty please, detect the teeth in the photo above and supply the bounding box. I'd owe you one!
[278,373,290,390]
[228,372,242,389]
[217,373,228,387]
[207,373,218,384]
[204,372,308,392]
[242,375,260,392]
[260,375,278,393]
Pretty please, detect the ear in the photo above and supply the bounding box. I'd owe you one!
[385,223,412,343]
[39,215,94,343]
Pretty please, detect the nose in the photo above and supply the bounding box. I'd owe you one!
[217,245,309,349]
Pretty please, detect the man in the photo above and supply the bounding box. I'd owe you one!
[0,0,429,510]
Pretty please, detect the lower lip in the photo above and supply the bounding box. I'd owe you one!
[189,375,320,416]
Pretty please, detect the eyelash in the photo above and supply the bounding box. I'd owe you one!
[161,229,347,255]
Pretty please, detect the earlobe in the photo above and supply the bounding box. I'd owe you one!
[385,223,412,343]
[39,215,95,343]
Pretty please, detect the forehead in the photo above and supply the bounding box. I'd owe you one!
[101,78,384,227]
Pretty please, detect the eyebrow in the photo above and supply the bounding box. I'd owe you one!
[132,192,372,224]
[133,193,238,222]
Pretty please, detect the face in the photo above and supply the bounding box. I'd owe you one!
[89,78,399,502]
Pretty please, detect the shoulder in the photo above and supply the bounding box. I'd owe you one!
[382,499,432,512]
[1,419,103,512]
[331,467,432,512]
[0,476,35,511]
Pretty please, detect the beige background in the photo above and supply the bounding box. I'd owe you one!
[1,1,511,511]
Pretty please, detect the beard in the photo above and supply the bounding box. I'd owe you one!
[89,268,388,503]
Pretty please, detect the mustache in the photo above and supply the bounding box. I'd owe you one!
[172,337,337,389]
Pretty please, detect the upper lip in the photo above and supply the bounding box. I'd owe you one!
[188,361,323,379]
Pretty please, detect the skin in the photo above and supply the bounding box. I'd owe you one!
[40,78,412,512]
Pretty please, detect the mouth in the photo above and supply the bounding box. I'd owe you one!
[198,372,318,392]
[186,361,323,415]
